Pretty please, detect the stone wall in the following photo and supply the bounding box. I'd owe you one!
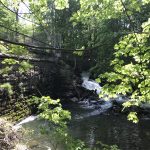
[0,59,41,121]
[0,57,77,121]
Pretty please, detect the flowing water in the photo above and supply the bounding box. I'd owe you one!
[17,73,150,150]
[65,102,150,150]
[18,103,150,150]
[81,72,102,94]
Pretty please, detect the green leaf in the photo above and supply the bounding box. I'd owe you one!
[54,0,69,10]
[127,112,139,123]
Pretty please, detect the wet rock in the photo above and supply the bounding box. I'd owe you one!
[70,97,78,102]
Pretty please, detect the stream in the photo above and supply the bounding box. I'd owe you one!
[17,105,150,150]
[65,102,150,150]
[16,73,150,150]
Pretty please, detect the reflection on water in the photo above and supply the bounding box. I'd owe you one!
[67,103,150,150]
[21,120,54,150]
[21,102,150,150]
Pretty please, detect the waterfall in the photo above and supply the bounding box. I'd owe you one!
[72,72,113,119]
[13,115,38,130]
[81,72,101,94]
[16,116,38,126]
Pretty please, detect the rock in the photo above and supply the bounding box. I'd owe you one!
[16,144,28,150]
[70,97,78,102]
[27,140,39,149]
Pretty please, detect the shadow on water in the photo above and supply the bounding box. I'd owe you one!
[19,102,150,150]
[64,102,150,150]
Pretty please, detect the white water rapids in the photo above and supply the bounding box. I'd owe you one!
[81,72,150,118]
[81,72,101,94]
[75,72,113,119]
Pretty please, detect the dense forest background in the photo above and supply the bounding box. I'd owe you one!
[0,0,149,121]
[0,0,150,149]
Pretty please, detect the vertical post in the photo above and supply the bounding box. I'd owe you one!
[32,19,34,44]
[14,2,20,42]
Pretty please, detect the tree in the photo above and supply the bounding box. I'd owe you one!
[70,0,150,74]
[70,0,150,122]
[98,19,150,123]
